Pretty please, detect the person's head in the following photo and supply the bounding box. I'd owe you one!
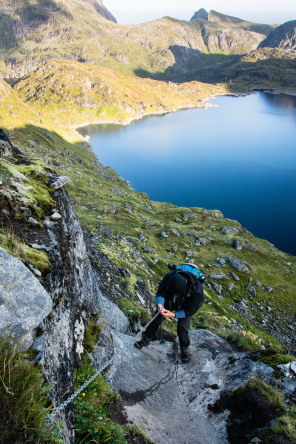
[167,273,187,296]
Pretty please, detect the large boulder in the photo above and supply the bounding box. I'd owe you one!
[226,256,250,273]
[0,247,52,350]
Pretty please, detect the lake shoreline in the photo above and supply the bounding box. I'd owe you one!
[77,92,296,257]
[73,85,296,135]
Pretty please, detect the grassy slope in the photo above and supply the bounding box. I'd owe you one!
[13,60,226,125]
[208,10,277,35]
[1,73,295,356]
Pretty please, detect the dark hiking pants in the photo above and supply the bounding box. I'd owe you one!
[144,309,192,350]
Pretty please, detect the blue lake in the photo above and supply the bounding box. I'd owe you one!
[78,92,296,256]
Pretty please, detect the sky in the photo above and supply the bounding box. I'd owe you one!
[103,0,296,25]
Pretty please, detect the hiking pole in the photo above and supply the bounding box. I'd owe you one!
[136,310,161,336]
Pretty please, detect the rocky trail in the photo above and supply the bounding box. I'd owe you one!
[91,297,280,444]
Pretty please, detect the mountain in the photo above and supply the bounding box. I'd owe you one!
[0,2,270,82]
[0,78,296,442]
[190,8,208,21]
[190,10,276,35]
[259,20,296,50]
[0,5,296,443]
[13,59,224,126]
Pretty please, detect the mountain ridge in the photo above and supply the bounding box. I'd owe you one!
[0,3,271,81]
[259,20,296,50]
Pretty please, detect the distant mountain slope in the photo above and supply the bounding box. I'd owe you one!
[13,59,224,125]
[0,2,269,82]
[191,10,276,36]
[190,8,208,21]
[259,20,296,50]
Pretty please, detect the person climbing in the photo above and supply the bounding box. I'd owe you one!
[134,263,204,363]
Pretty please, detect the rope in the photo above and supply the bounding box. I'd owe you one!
[46,357,113,429]
[47,310,161,435]
[135,310,161,337]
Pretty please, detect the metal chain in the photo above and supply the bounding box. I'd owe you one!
[47,311,161,429]
[47,357,113,428]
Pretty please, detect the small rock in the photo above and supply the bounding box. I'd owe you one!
[263,285,272,293]
[51,212,62,221]
[209,273,229,280]
[199,237,211,245]
[231,272,240,281]
[227,283,234,291]
[183,212,197,221]
[30,243,50,251]
[222,227,239,235]
[144,246,155,253]
[46,175,70,189]
[160,232,169,238]
[139,232,146,242]
[234,240,243,250]
[175,218,182,223]
[216,258,226,266]
[171,229,180,236]
[28,217,39,225]
[245,285,256,297]
[255,280,262,287]
[291,362,296,375]
[209,281,223,295]
[42,219,57,228]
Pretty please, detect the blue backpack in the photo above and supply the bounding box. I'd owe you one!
[168,263,206,282]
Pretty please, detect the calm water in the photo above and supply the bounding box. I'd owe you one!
[78,92,296,256]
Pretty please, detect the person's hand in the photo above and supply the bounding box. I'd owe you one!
[158,304,164,312]
[160,309,175,318]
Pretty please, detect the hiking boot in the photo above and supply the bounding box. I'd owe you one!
[180,348,190,363]
[134,336,150,350]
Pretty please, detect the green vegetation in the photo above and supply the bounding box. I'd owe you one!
[119,298,150,325]
[74,361,149,444]
[0,230,51,273]
[84,317,102,352]
[235,379,296,443]
[0,335,60,443]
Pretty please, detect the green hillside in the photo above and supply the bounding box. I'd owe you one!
[1,74,295,355]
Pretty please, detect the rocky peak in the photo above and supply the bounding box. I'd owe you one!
[259,20,296,50]
[190,8,208,21]
[83,0,117,22]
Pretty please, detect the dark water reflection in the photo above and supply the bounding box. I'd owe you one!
[78,92,296,256]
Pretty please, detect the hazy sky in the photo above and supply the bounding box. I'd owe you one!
[104,0,296,25]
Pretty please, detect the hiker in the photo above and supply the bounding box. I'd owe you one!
[134,264,204,363]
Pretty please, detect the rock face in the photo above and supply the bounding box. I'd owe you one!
[0,247,52,350]
[90,0,117,23]
[191,8,208,21]
[93,322,275,444]
[259,20,296,51]
[40,186,102,443]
